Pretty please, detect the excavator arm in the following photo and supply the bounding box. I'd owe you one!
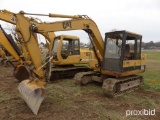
[0,10,47,115]
[15,14,44,78]
[14,13,46,115]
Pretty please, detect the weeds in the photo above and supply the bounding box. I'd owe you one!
[141,97,158,109]
[141,50,160,92]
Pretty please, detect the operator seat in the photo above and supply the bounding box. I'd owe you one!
[124,44,131,59]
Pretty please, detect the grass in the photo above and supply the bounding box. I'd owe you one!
[141,98,158,109]
[83,83,103,94]
[46,79,83,107]
[140,50,160,92]
[120,92,159,109]
[143,50,160,60]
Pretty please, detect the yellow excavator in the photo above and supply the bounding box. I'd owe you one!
[0,10,146,115]
[28,12,146,96]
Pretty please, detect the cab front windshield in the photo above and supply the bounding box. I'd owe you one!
[52,37,70,55]
[52,37,79,56]
[52,37,60,55]
[105,34,122,59]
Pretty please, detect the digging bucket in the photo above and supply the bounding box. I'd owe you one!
[18,79,46,115]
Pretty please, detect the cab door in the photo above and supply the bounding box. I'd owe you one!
[102,32,124,72]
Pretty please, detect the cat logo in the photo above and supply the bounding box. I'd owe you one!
[62,21,72,29]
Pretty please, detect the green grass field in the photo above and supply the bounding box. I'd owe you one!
[141,50,160,92]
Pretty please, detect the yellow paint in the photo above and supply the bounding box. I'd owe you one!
[123,59,146,68]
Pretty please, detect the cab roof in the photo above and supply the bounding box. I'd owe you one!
[56,34,79,40]
[105,30,142,37]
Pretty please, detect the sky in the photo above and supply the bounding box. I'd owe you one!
[0,0,160,43]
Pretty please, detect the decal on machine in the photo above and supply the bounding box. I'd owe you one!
[62,21,72,29]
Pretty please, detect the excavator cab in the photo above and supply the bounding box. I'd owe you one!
[102,30,146,77]
[51,35,97,66]
[52,35,81,65]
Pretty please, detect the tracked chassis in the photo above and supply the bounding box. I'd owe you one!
[74,72,143,97]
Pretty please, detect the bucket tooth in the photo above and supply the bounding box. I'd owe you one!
[18,79,46,115]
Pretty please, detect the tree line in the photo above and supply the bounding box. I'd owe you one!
[142,41,160,49]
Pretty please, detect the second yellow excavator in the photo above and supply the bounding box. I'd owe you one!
[46,34,97,80]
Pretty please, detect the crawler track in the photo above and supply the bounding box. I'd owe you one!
[74,71,143,97]
[102,75,143,97]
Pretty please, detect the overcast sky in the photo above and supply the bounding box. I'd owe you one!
[0,0,160,43]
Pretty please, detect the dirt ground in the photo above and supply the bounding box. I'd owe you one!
[0,67,160,120]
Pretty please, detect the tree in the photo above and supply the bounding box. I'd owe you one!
[148,41,155,48]
[155,41,160,47]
